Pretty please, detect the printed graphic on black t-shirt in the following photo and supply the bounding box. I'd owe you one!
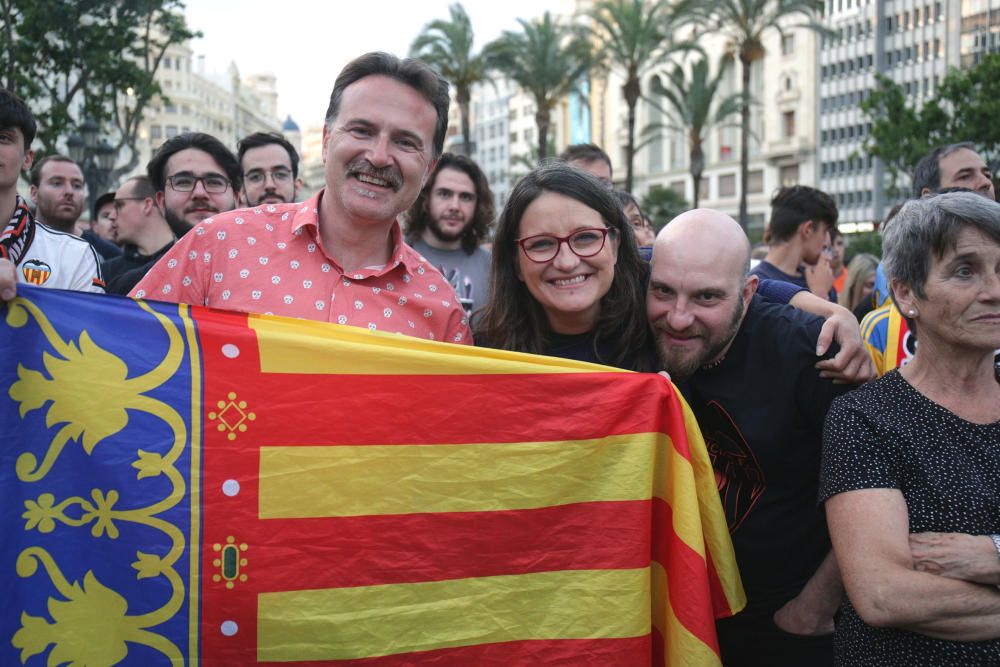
[698,399,766,534]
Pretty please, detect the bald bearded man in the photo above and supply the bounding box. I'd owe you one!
[647,209,851,667]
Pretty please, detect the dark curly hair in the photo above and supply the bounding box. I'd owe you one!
[404,153,495,254]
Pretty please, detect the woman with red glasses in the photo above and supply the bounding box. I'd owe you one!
[476,162,872,381]
[475,162,657,370]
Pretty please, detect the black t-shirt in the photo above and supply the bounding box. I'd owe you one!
[107,241,174,295]
[677,296,849,617]
[544,330,658,372]
[101,242,170,288]
[819,371,1000,666]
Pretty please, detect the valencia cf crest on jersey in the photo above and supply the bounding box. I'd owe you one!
[21,259,52,286]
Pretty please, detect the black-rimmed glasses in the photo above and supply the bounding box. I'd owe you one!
[517,227,617,263]
[243,168,292,185]
[167,174,231,193]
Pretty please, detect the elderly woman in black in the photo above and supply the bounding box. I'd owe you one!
[820,191,1000,665]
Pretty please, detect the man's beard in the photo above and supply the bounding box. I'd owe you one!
[164,206,193,238]
[37,199,82,233]
[427,215,468,245]
[248,189,289,207]
[654,295,745,381]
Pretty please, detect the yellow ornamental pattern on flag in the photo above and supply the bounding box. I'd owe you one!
[257,567,651,662]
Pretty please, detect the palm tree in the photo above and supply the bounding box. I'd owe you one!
[587,0,696,192]
[409,3,489,157]
[483,12,591,162]
[646,56,746,208]
[691,0,824,229]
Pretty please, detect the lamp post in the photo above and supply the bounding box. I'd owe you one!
[67,117,118,215]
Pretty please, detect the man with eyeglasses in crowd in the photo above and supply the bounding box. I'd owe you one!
[127,52,469,344]
[237,131,300,207]
[101,176,176,292]
[107,132,241,295]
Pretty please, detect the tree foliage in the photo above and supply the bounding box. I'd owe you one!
[1,0,197,181]
[409,3,489,157]
[483,12,591,162]
[857,73,946,197]
[587,0,696,191]
[645,56,745,208]
[688,0,825,230]
[859,54,1000,197]
[640,184,688,229]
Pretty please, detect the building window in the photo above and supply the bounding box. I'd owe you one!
[670,180,686,197]
[719,173,736,197]
[782,111,796,138]
[166,125,178,139]
[779,164,799,187]
[150,125,162,140]
[781,34,795,55]
[699,177,709,200]
[747,169,764,193]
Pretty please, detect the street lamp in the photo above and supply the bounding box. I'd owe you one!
[67,117,119,215]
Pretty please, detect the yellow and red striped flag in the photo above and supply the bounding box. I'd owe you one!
[2,285,744,666]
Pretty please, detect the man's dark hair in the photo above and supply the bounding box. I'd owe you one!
[559,143,612,173]
[123,175,157,199]
[324,51,450,157]
[146,132,241,193]
[911,142,978,198]
[29,155,79,188]
[767,185,838,243]
[0,88,37,149]
[93,192,116,220]
[237,131,300,179]
[404,153,495,254]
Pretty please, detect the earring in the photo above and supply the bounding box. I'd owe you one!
[907,309,916,317]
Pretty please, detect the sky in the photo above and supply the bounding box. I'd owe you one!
[184,0,574,130]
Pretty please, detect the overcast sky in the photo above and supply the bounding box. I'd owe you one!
[185,1,575,129]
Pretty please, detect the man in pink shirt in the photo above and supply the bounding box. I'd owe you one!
[130,52,470,344]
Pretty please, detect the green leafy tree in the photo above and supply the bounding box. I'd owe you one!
[935,53,1000,167]
[483,12,591,162]
[859,56,1000,198]
[858,73,947,197]
[640,184,688,229]
[409,3,489,157]
[1,0,197,181]
[645,56,745,208]
[690,0,825,230]
[587,0,696,191]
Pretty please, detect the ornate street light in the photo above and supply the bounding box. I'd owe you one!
[66,117,119,214]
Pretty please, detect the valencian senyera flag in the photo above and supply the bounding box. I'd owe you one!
[1,285,744,666]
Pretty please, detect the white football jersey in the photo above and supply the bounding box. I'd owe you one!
[16,222,104,293]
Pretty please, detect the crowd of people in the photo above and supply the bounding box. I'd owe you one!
[1,49,998,666]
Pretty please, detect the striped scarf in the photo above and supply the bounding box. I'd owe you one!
[0,195,34,265]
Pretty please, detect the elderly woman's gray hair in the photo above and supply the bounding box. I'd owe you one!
[882,191,1000,299]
